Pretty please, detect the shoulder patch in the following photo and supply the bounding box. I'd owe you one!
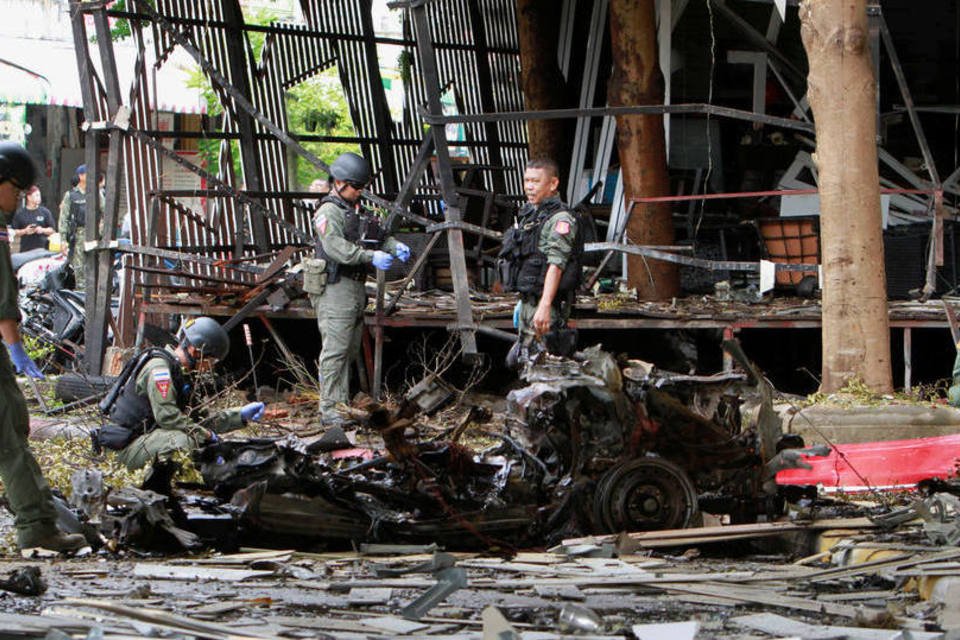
[152,368,171,399]
[554,220,571,236]
[316,214,328,235]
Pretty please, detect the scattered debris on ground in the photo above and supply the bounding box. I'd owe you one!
[2,342,959,638]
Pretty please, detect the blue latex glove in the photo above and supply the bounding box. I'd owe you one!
[240,401,265,423]
[372,250,394,271]
[512,300,522,329]
[206,431,220,445]
[395,242,411,263]
[7,342,44,379]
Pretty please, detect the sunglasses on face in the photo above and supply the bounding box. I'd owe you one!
[8,179,29,192]
[345,181,367,190]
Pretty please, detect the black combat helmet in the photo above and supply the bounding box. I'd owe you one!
[0,142,37,188]
[328,152,372,186]
[179,317,230,361]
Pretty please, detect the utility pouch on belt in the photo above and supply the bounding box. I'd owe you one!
[301,257,328,295]
[96,423,138,451]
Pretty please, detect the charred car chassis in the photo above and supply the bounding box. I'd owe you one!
[163,341,798,550]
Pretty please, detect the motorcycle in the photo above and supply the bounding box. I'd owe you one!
[16,253,86,373]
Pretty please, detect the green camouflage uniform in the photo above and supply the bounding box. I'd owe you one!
[517,198,578,347]
[58,187,86,290]
[117,351,243,470]
[309,198,397,423]
[0,214,61,548]
[948,345,960,407]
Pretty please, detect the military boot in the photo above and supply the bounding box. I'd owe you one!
[19,531,87,553]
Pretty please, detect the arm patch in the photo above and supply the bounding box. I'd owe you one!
[152,368,172,398]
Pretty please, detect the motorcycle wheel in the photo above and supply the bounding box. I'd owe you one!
[55,374,117,403]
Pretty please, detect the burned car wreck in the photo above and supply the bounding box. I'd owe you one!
[84,340,806,552]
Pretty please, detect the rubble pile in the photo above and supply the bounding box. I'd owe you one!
[3,344,960,638]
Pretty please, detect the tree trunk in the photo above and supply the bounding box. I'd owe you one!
[516,0,573,184]
[608,0,678,300]
[800,0,892,393]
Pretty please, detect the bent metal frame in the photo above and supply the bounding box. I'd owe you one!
[71,0,941,395]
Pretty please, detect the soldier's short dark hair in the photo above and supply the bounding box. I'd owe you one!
[525,157,559,179]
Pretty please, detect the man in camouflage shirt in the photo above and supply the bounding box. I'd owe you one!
[99,317,265,470]
[307,153,410,427]
[506,157,581,356]
[0,142,86,552]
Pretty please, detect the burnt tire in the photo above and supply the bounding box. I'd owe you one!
[593,457,700,533]
[54,374,116,403]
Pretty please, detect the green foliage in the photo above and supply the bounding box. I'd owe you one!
[182,12,358,187]
[22,334,53,365]
[286,69,360,188]
[106,0,156,42]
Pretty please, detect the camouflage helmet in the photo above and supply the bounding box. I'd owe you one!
[178,316,230,361]
[0,142,37,189]
[328,152,372,186]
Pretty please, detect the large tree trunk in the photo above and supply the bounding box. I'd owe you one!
[516,0,573,183]
[801,0,892,393]
[609,0,678,300]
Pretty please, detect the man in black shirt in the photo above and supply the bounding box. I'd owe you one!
[11,185,55,252]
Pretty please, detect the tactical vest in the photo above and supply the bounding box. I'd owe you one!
[104,348,188,436]
[500,197,583,298]
[67,188,86,230]
[315,194,387,283]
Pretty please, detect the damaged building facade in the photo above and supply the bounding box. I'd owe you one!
[61,0,960,396]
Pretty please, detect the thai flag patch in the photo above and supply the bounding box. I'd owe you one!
[153,368,171,398]
[316,214,327,235]
[554,220,570,235]
[0,229,7,242]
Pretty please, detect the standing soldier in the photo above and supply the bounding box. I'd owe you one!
[500,157,583,363]
[58,164,87,290]
[302,152,410,427]
[0,142,86,552]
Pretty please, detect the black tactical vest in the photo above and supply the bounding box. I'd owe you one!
[500,196,583,298]
[67,188,86,229]
[107,348,188,435]
[315,194,387,283]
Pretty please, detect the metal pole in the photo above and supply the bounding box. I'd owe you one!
[411,3,478,357]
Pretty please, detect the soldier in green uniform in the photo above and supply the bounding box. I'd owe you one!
[947,344,960,407]
[58,164,87,290]
[500,157,583,363]
[303,152,410,427]
[0,143,87,552]
[96,317,265,470]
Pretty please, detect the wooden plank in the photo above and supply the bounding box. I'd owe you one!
[733,612,943,639]
[132,564,275,582]
[802,548,960,583]
[563,518,877,548]
[62,599,282,640]
[656,582,866,618]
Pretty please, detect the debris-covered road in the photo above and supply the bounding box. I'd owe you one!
[2,522,959,638]
[2,343,959,638]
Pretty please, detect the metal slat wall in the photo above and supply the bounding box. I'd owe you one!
[91,0,527,340]
[480,0,526,188]
[404,0,527,198]
[136,0,526,254]
[301,0,397,195]
[252,20,336,243]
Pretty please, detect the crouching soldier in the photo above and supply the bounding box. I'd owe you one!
[95,317,265,470]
